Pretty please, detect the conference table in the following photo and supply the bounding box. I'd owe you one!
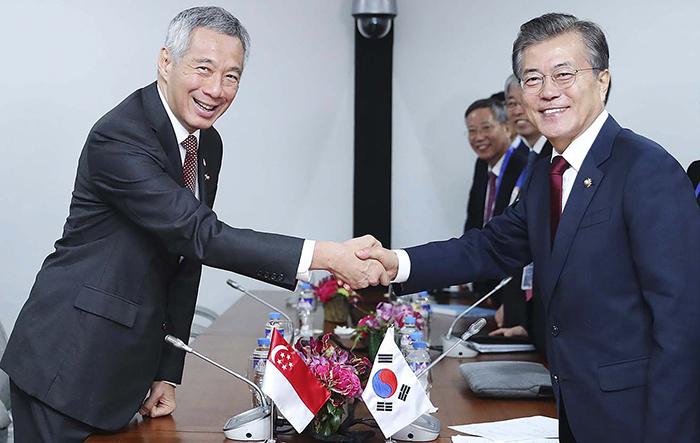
[88,290,556,442]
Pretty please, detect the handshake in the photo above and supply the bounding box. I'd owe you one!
[311,235,400,290]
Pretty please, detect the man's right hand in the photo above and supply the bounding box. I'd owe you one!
[355,246,399,282]
[311,235,390,290]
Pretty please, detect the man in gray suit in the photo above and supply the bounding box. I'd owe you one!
[1,7,387,442]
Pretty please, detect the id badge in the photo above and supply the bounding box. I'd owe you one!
[521,263,534,290]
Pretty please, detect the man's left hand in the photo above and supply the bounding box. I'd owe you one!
[139,381,176,418]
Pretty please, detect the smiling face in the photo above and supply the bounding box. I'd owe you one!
[506,85,540,146]
[158,27,244,133]
[520,32,609,153]
[466,107,512,167]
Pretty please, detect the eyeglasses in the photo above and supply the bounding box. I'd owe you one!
[520,67,600,94]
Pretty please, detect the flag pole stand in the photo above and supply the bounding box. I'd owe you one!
[265,401,277,443]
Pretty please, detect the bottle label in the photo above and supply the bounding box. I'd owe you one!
[298,297,314,309]
[265,325,284,338]
[408,360,429,374]
[253,356,267,374]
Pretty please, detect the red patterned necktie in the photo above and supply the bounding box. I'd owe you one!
[181,135,198,195]
[549,155,570,245]
[484,171,497,224]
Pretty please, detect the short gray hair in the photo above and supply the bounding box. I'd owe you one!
[164,6,251,69]
[512,13,609,80]
[464,97,508,124]
[504,74,520,99]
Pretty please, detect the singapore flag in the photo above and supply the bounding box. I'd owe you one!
[262,329,331,433]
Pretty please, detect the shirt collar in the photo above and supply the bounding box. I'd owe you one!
[157,83,200,146]
[532,136,547,155]
[552,109,609,172]
[488,150,506,177]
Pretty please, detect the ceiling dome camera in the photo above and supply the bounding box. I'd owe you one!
[356,16,393,39]
[352,0,397,40]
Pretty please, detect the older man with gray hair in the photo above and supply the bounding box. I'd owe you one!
[1,6,387,442]
[358,12,700,442]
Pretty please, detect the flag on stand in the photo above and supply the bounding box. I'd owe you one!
[262,329,331,433]
[362,327,435,438]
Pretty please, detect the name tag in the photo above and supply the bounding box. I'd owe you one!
[521,263,534,290]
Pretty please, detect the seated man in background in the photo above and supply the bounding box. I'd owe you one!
[490,75,552,346]
[463,97,527,311]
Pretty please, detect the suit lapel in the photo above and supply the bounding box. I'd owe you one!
[142,82,184,186]
[540,116,621,307]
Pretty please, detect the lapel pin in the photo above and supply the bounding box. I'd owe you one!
[584,178,593,188]
[204,174,211,181]
[202,158,207,167]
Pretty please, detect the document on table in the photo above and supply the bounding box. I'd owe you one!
[449,415,558,441]
[452,438,557,443]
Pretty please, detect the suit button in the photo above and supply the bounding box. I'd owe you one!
[278,273,284,281]
[271,272,277,280]
[257,270,263,277]
[162,322,167,331]
[551,325,560,337]
[264,272,270,279]
[552,374,559,383]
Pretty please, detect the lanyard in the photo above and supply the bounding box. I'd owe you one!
[695,181,700,198]
[494,147,514,198]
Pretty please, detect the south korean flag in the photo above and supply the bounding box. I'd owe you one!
[362,327,435,438]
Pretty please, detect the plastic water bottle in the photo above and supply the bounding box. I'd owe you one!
[264,312,285,339]
[415,291,432,343]
[252,337,270,407]
[398,317,418,355]
[297,281,316,337]
[406,340,432,396]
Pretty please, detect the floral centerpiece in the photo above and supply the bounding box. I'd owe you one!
[294,334,371,436]
[314,276,363,324]
[353,302,424,361]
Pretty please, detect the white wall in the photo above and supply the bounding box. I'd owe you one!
[0,0,355,331]
[393,0,700,247]
[2,1,700,332]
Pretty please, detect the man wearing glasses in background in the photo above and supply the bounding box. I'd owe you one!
[358,13,700,441]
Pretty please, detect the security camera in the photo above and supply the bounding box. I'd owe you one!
[352,0,397,39]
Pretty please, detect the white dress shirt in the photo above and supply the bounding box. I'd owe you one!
[392,110,609,284]
[555,110,608,211]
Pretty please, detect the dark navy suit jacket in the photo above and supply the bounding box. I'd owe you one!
[396,116,700,441]
[1,82,304,430]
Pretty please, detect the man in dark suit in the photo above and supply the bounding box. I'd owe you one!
[463,97,528,233]
[490,76,552,339]
[358,13,700,442]
[462,98,527,310]
[0,7,387,442]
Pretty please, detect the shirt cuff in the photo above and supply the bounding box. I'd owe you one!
[161,381,178,388]
[295,239,315,281]
[391,249,411,284]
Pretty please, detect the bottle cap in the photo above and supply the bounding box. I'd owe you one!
[301,281,312,289]
[418,291,429,296]
[269,312,281,319]
[409,332,423,340]
[258,337,270,346]
[404,316,416,324]
[413,341,426,348]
